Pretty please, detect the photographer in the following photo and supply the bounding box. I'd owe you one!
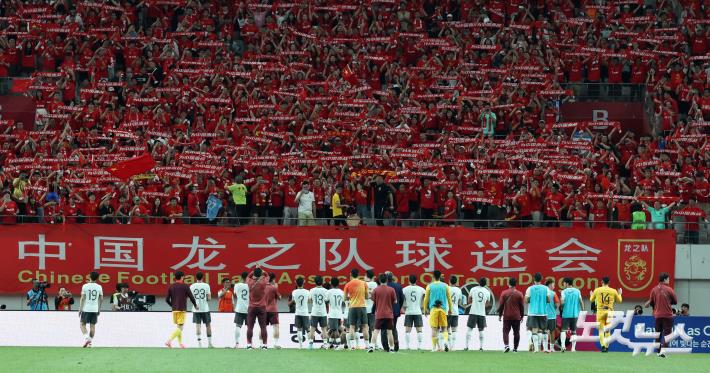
[111,283,135,311]
[54,287,75,311]
[26,280,49,311]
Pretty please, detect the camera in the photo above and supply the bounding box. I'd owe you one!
[128,291,155,312]
[37,281,51,290]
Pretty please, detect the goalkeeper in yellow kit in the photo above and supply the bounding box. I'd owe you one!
[589,276,623,353]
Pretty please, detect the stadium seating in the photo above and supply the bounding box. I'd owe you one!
[0,0,707,233]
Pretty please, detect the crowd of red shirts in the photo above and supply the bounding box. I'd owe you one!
[0,0,708,229]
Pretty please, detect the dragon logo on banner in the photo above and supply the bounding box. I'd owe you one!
[617,239,655,291]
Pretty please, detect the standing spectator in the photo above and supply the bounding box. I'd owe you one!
[479,104,497,138]
[186,186,203,225]
[543,184,564,227]
[642,200,677,229]
[295,181,315,227]
[165,197,183,224]
[371,175,393,227]
[354,182,370,225]
[644,273,678,358]
[98,198,115,224]
[282,178,299,226]
[226,176,248,225]
[0,192,18,224]
[497,278,524,353]
[673,197,708,244]
[331,184,347,227]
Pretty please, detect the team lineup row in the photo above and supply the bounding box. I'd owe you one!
[74,267,677,356]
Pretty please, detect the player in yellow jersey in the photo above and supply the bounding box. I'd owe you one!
[589,276,623,353]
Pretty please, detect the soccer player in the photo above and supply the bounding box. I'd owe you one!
[560,277,584,352]
[291,277,310,349]
[589,276,623,353]
[165,270,197,348]
[308,275,328,349]
[190,272,213,348]
[344,268,371,350]
[79,271,103,348]
[466,277,492,351]
[369,273,397,353]
[525,272,551,353]
[423,270,453,352]
[246,266,270,349]
[644,272,677,358]
[544,279,560,353]
[402,274,426,350]
[447,275,463,350]
[233,272,249,348]
[265,273,281,349]
[326,277,345,349]
[497,278,525,353]
[365,269,378,344]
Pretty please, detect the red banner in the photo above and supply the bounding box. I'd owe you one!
[0,226,674,298]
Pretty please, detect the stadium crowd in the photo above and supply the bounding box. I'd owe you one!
[0,0,708,239]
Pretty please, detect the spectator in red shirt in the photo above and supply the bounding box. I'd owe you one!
[129,197,149,224]
[544,184,565,227]
[165,197,184,224]
[673,197,708,244]
[513,186,532,227]
[187,186,202,224]
[0,193,18,224]
[568,201,588,228]
[394,183,411,226]
[440,190,458,227]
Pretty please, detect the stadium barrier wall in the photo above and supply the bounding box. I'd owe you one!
[1,312,708,353]
[0,225,675,299]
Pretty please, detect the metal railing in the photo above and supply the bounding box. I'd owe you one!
[561,83,647,102]
[3,214,708,243]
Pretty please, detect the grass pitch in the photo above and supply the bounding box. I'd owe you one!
[0,347,707,373]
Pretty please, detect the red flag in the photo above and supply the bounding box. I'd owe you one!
[106,153,156,180]
[10,78,32,93]
[342,65,358,85]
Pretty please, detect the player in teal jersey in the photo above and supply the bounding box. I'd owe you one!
[560,277,584,352]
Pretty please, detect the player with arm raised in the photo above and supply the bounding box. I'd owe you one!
[246,266,270,349]
[79,271,103,348]
[525,272,551,353]
[466,277,493,351]
[447,275,463,350]
[560,277,584,352]
[326,277,345,350]
[590,276,623,353]
[233,272,249,349]
[190,272,213,348]
[290,277,310,349]
[308,275,328,349]
[402,274,426,350]
[165,270,197,348]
